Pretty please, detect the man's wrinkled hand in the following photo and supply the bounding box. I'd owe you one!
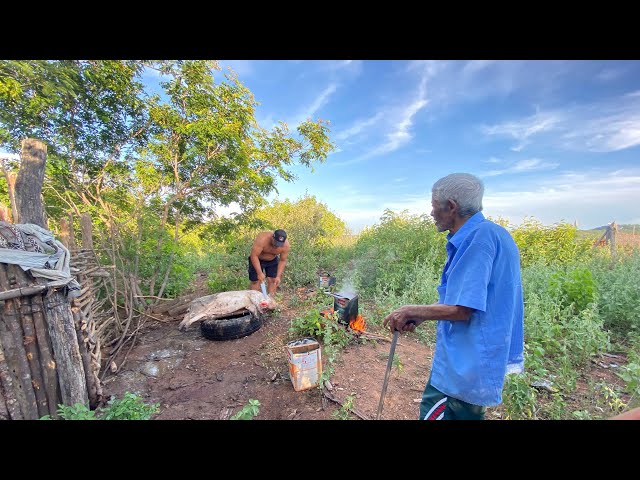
[383,307,417,333]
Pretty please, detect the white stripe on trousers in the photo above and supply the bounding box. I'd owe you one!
[423,396,447,420]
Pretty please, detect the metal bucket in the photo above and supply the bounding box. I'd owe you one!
[286,338,322,391]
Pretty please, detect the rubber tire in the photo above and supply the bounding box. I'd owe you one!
[200,310,263,341]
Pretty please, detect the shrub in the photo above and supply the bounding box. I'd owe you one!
[40,392,159,420]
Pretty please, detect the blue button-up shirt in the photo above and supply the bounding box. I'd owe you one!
[430,212,524,406]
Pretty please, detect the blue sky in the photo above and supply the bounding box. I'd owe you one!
[201,60,640,231]
[193,60,640,232]
[6,60,638,233]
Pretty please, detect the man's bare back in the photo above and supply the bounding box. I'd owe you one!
[253,231,289,261]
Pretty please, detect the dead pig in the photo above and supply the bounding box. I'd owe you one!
[178,290,276,331]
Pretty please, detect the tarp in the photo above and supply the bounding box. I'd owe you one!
[0,222,81,298]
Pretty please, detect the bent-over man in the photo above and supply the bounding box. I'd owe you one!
[248,229,290,296]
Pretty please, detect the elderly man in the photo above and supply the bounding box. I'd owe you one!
[248,229,290,296]
[384,173,524,420]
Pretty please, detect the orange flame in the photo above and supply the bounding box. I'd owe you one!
[349,314,366,332]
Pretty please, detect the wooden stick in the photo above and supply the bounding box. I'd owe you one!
[40,284,89,408]
[132,308,170,323]
[30,291,61,419]
[0,334,23,419]
[0,265,39,419]
[72,306,100,409]
[0,284,47,301]
[17,292,49,418]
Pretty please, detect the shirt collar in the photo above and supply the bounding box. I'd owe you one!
[447,211,485,248]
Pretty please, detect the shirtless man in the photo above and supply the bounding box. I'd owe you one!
[248,229,290,296]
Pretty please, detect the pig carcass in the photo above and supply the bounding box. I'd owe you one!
[178,290,276,331]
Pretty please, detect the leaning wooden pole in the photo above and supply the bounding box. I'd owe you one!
[29,290,61,418]
[0,265,39,419]
[16,288,50,417]
[15,139,47,227]
[39,281,89,409]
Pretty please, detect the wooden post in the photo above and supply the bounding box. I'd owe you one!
[59,216,78,251]
[80,213,94,251]
[40,284,89,408]
[0,265,39,419]
[610,221,617,264]
[15,139,47,227]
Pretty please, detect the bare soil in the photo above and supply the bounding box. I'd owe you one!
[101,285,631,421]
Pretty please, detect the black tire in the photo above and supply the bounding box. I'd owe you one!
[200,310,263,341]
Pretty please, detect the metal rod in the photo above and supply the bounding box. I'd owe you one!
[377,329,400,420]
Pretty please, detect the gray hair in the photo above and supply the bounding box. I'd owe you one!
[432,173,484,217]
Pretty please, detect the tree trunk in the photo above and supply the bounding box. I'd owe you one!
[80,213,94,251]
[5,172,18,223]
[59,216,78,251]
[40,284,89,408]
[15,139,47,227]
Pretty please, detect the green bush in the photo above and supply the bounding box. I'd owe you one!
[350,210,446,298]
[548,266,596,314]
[502,373,537,419]
[206,252,249,293]
[101,392,161,420]
[40,392,159,420]
[511,219,593,267]
[590,252,640,336]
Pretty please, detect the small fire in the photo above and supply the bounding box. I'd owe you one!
[349,314,366,333]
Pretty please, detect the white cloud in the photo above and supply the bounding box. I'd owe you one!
[562,112,640,152]
[335,73,430,166]
[291,83,338,126]
[481,112,563,151]
[595,66,628,82]
[481,90,640,153]
[462,60,496,76]
[335,112,383,141]
[483,158,560,177]
[483,169,640,229]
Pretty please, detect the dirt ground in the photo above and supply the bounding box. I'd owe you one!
[101,286,632,421]
[101,298,437,420]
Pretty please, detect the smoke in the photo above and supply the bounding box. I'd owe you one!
[336,279,357,299]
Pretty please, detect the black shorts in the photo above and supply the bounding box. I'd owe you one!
[248,256,279,281]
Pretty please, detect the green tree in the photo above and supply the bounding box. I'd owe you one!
[141,60,334,297]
